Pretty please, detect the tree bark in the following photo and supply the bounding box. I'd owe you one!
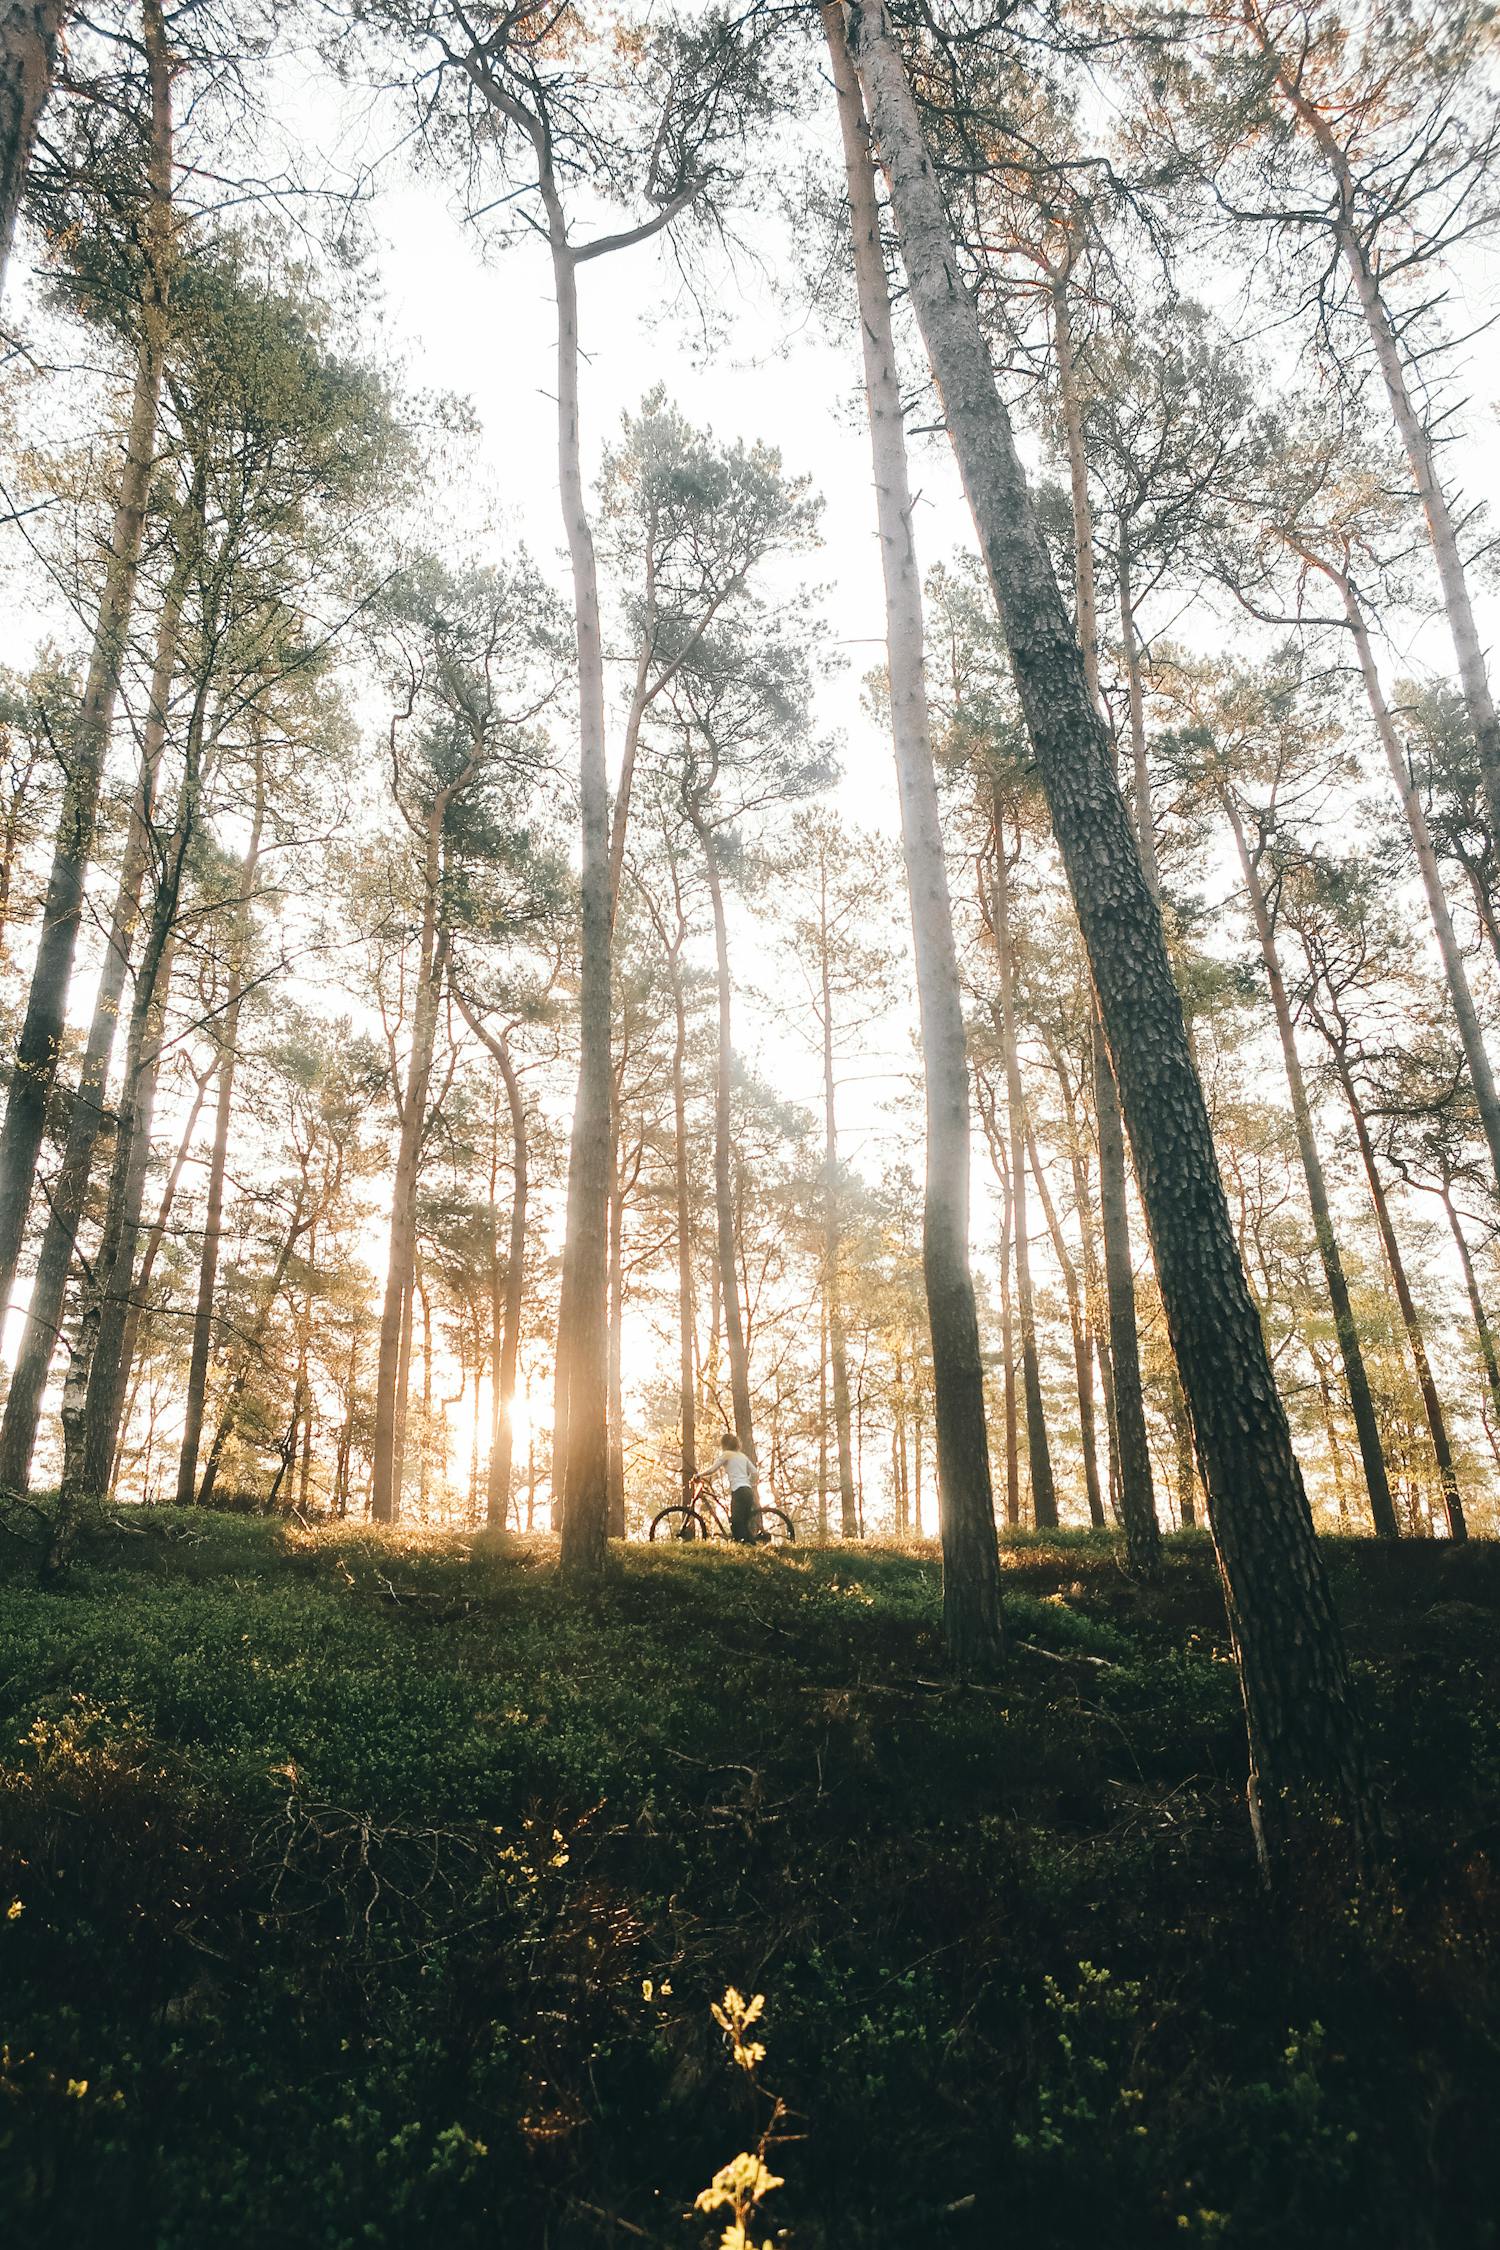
[0,0,172,1334]
[1052,273,1158,1560]
[0,1,69,299]
[1223,796,1399,1537]
[826,3,1004,1668]
[847,0,1366,1853]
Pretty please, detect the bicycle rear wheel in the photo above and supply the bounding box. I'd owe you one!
[650,1506,710,1542]
[757,1508,797,1545]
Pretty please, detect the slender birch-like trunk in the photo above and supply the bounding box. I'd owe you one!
[696,821,754,1455]
[1223,797,1398,1537]
[819,858,859,1536]
[847,0,1366,1851]
[0,0,173,1329]
[825,4,1003,1667]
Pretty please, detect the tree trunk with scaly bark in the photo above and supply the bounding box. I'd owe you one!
[845,0,1368,1858]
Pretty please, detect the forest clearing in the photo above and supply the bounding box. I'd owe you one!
[3,0,1500,2237]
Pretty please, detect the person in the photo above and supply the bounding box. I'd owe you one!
[711,1431,761,1542]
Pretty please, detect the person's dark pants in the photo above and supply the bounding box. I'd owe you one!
[730,1485,758,1542]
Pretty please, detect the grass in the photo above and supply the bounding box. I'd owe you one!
[1,1511,1498,2247]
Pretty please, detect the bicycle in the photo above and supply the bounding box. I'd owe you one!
[649,1472,797,1545]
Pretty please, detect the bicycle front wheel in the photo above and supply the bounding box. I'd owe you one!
[650,1506,710,1542]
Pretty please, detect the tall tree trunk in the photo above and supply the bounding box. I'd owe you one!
[669,936,696,1505]
[0,0,172,1332]
[826,3,1004,1667]
[606,1132,626,1536]
[0,1,69,297]
[1117,546,1163,899]
[697,823,754,1455]
[1027,1119,1105,1527]
[491,1037,527,1529]
[174,766,265,1505]
[0,542,189,1490]
[538,211,611,1580]
[370,842,446,1522]
[1223,797,1399,1537]
[819,863,859,1536]
[847,0,1366,1854]
[990,826,1057,1526]
[1333,1056,1467,1541]
[817,1292,829,1540]
[1052,276,1157,1560]
[1258,19,1500,846]
[82,612,219,1498]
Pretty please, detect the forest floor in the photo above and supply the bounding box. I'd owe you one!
[1,1514,1498,2250]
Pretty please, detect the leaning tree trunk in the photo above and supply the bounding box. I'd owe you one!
[0,0,172,1336]
[1224,799,1399,1537]
[1052,274,1159,1564]
[990,824,1057,1526]
[819,871,859,1536]
[846,0,1368,1858]
[697,822,755,1457]
[0,542,189,1491]
[0,1,70,299]
[174,769,265,1505]
[825,2,1004,1669]
[1333,1055,1467,1542]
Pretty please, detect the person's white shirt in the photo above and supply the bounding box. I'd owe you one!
[712,1446,759,1493]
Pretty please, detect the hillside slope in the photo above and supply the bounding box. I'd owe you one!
[2,1517,1498,2248]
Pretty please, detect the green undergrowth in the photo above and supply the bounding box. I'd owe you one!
[1,1513,1498,2248]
